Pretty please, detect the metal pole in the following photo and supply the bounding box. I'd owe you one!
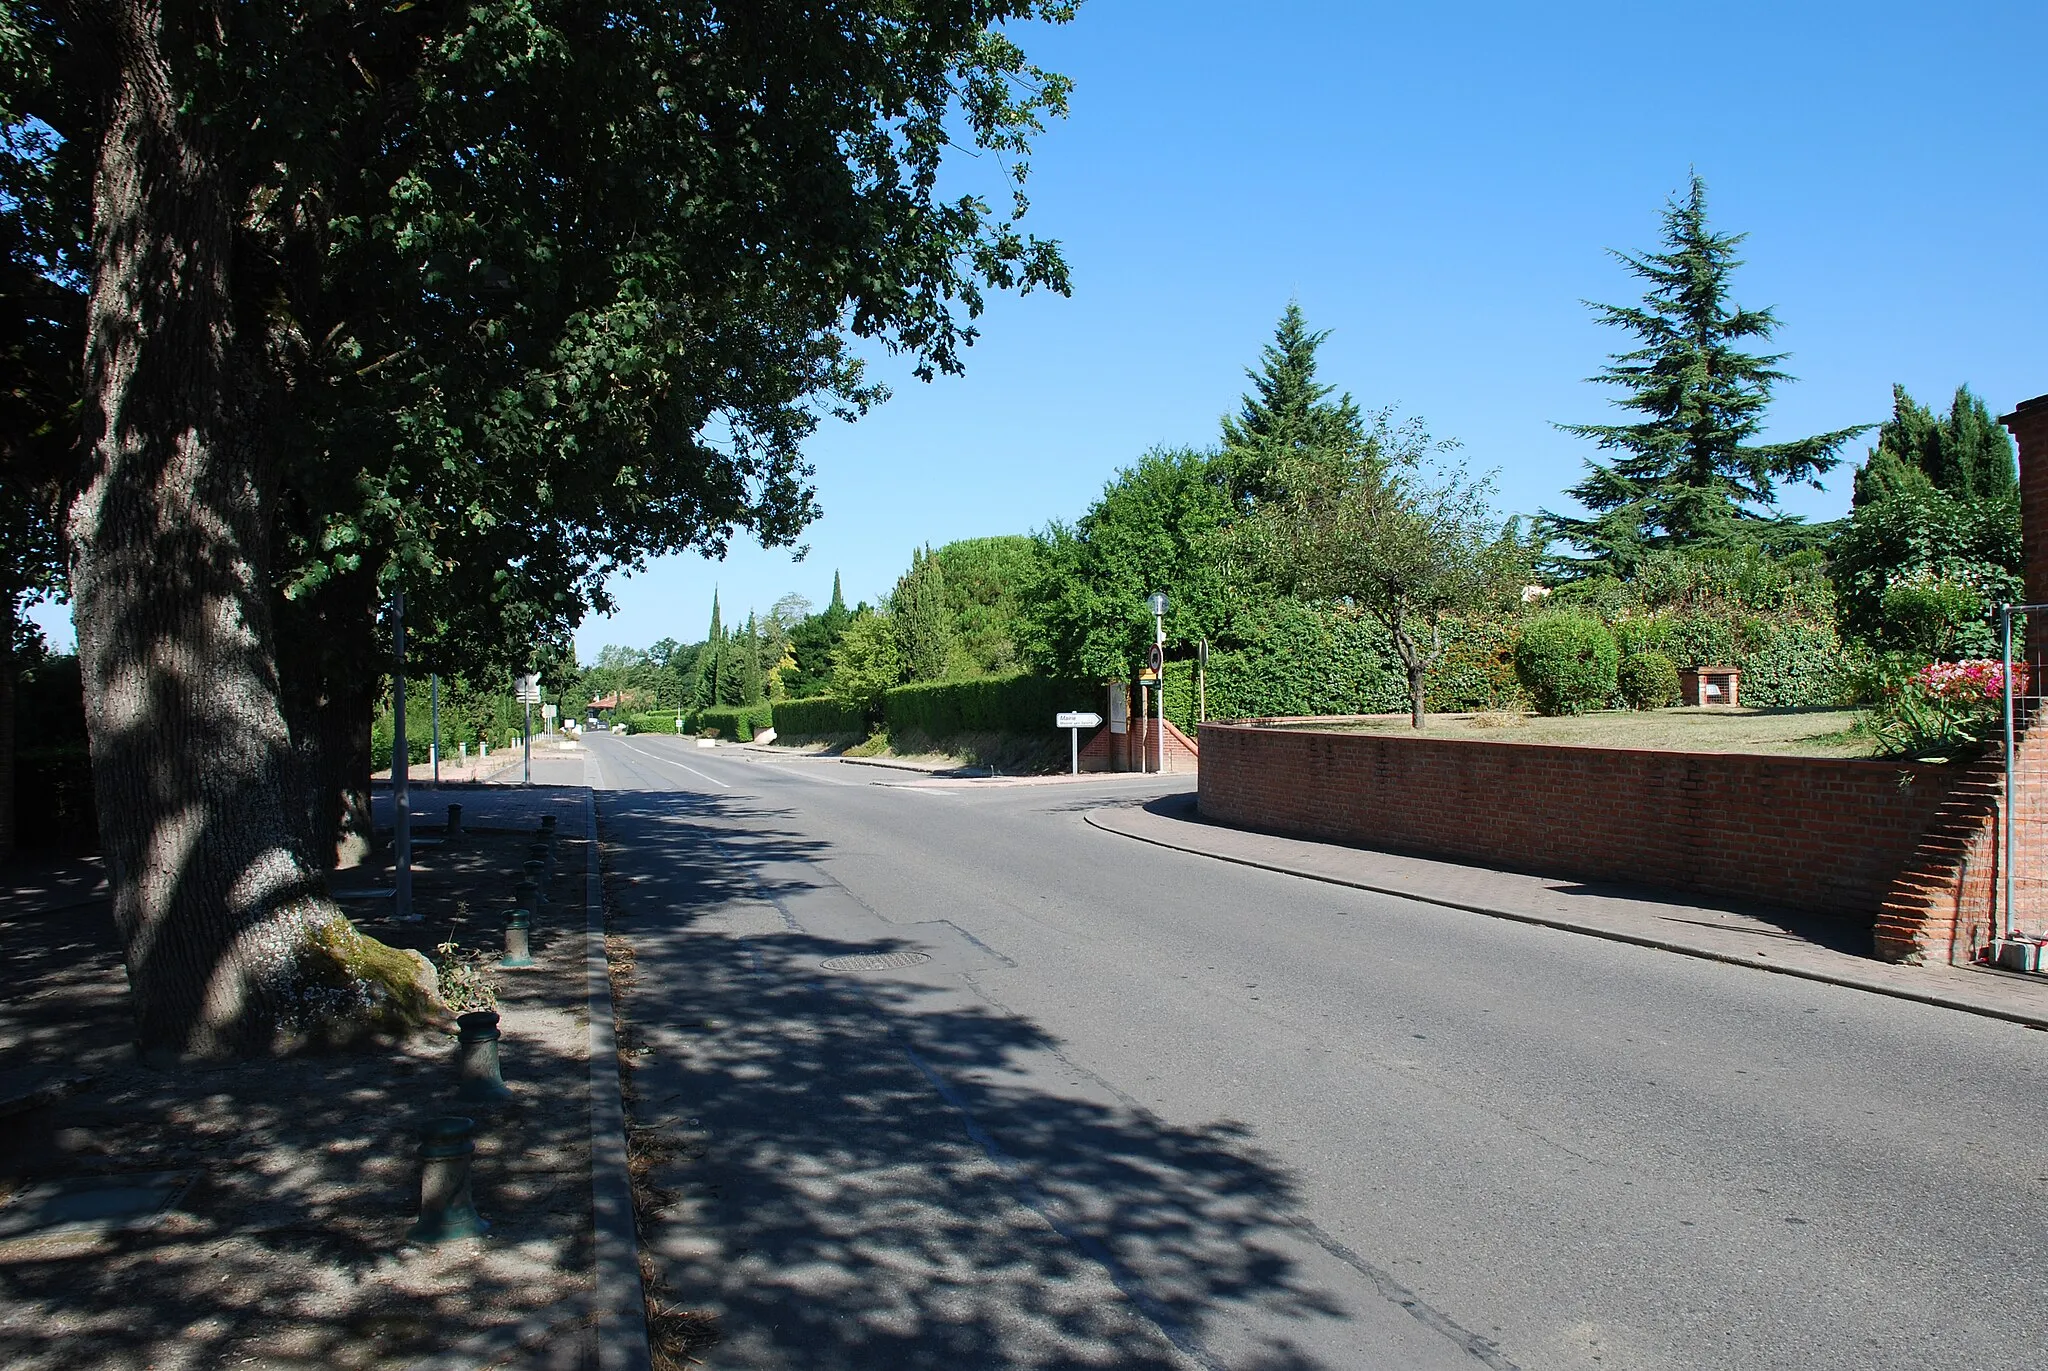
[2004,603,2016,943]
[1155,608,1166,774]
[523,698,533,785]
[393,590,415,921]
[1071,726,1079,776]
[430,673,441,787]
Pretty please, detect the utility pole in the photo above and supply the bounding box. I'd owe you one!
[392,590,415,921]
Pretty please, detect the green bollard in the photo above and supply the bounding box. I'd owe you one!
[499,907,535,969]
[408,1117,489,1243]
[456,1010,514,1104]
[515,876,543,913]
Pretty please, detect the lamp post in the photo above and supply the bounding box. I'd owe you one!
[1147,592,1168,774]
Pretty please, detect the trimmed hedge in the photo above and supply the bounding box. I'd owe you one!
[619,712,682,735]
[696,702,774,741]
[773,696,866,737]
[1618,650,1680,710]
[1516,613,1619,716]
[883,673,1099,737]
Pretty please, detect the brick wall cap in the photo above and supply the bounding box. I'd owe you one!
[2000,392,2048,426]
[1201,718,1952,775]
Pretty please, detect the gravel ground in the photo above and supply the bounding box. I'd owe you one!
[0,819,596,1371]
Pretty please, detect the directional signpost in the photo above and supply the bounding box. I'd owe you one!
[514,673,541,784]
[1057,710,1103,775]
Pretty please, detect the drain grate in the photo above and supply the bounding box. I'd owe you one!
[818,951,932,973]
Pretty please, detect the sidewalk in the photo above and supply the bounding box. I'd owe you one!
[0,781,623,1371]
[1088,792,2048,1030]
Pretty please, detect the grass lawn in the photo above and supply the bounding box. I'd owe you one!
[1284,706,1876,757]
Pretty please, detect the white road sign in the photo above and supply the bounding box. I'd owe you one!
[514,673,542,703]
[1056,711,1103,729]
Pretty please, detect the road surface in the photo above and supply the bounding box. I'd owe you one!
[588,733,2048,1371]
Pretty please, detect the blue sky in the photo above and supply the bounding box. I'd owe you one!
[32,1,2048,656]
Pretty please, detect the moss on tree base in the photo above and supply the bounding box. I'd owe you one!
[280,915,453,1051]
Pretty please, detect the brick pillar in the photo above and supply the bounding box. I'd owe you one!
[2004,394,2048,663]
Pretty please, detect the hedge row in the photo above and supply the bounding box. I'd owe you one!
[773,695,866,737]
[695,702,775,741]
[14,745,97,854]
[883,673,1099,737]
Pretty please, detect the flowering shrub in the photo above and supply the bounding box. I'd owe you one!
[1863,657,2030,760]
[1913,658,2028,702]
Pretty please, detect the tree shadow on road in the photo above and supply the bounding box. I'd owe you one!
[601,786,1357,1371]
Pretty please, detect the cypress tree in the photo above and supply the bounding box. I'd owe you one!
[1852,384,2016,507]
[697,591,725,709]
[825,570,849,626]
[1542,174,1869,575]
[893,547,954,683]
[730,613,764,704]
[1219,302,1368,507]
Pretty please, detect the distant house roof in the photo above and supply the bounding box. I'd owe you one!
[589,693,620,710]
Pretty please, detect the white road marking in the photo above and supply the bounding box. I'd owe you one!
[616,738,730,789]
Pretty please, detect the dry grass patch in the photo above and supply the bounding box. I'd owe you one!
[1290,707,1874,757]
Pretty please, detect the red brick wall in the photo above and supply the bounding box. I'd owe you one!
[1880,392,2048,961]
[1078,714,1199,773]
[2012,396,2048,665]
[1199,723,1960,925]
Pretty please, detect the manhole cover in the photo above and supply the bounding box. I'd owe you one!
[818,951,932,972]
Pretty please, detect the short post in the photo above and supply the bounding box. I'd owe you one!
[500,906,535,969]
[515,877,540,915]
[409,1117,488,1243]
[540,814,557,836]
[456,1011,514,1104]
[446,802,463,837]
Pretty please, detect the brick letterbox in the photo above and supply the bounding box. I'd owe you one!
[1679,665,1740,708]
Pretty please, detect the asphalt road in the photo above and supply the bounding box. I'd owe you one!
[587,733,2048,1371]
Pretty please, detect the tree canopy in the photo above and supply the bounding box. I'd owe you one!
[1543,174,1867,576]
[7,0,1079,1055]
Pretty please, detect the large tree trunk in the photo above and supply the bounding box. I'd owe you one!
[69,0,438,1059]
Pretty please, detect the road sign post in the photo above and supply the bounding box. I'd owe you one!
[1056,711,1103,774]
[514,673,541,785]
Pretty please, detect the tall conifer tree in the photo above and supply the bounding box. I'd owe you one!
[1542,175,1868,575]
[697,592,726,709]
[1851,384,2016,507]
[1219,303,1367,507]
[732,614,765,704]
[894,548,954,683]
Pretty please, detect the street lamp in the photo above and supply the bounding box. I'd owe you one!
[1147,592,1168,773]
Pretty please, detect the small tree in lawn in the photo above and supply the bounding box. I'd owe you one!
[1250,417,1530,728]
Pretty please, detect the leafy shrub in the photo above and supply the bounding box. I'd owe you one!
[1861,657,2025,760]
[696,703,774,741]
[773,696,865,737]
[1617,650,1679,710]
[621,712,682,735]
[1515,613,1619,715]
[882,673,1099,737]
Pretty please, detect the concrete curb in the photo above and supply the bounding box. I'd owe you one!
[584,779,652,1371]
[1084,806,2048,1032]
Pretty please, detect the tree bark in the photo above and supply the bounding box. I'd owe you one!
[69,0,434,1057]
